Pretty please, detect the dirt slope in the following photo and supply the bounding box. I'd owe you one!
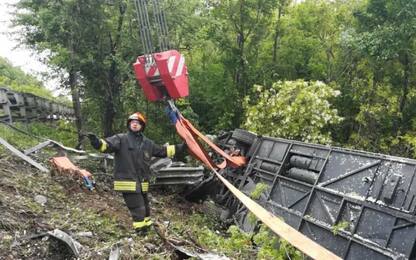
[0,155,222,259]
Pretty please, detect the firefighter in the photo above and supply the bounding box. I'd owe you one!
[88,112,186,235]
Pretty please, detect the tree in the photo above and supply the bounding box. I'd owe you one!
[337,0,416,155]
[273,0,357,82]
[356,0,416,116]
[13,0,104,140]
[203,0,278,128]
[243,80,342,144]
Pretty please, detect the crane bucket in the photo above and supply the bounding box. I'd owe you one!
[133,50,189,101]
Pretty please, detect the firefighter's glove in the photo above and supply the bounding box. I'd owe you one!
[87,133,101,150]
[165,107,179,124]
[141,181,149,193]
[174,143,187,161]
[175,143,187,154]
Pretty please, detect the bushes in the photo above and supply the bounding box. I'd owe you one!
[243,80,342,144]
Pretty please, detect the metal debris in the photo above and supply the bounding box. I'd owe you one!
[172,244,230,260]
[23,140,52,155]
[47,229,83,257]
[150,158,204,186]
[74,231,93,238]
[144,242,157,252]
[108,243,121,260]
[0,137,49,173]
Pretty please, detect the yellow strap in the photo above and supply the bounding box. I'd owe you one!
[167,145,175,158]
[114,181,136,191]
[99,139,108,152]
[213,170,341,260]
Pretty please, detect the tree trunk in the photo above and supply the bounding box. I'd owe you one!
[237,0,246,98]
[68,70,83,144]
[399,53,410,114]
[272,3,284,63]
[102,2,125,137]
[103,94,116,137]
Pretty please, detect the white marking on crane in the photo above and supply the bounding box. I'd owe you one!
[168,55,176,74]
[176,55,185,77]
[145,64,160,76]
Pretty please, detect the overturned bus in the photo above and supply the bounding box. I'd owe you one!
[156,129,416,260]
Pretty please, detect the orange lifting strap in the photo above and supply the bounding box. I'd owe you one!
[166,101,246,170]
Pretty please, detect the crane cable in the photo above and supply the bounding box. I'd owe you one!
[151,0,170,51]
[133,0,171,65]
[133,0,155,64]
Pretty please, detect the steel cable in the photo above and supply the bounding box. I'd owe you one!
[133,0,155,64]
[151,0,170,51]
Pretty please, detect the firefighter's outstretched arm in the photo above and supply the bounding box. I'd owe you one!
[152,142,187,158]
[88,133,120,153]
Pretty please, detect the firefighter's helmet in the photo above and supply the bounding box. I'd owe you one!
[127,112,146,131]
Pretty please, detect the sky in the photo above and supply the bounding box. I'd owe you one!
[0,0,63,96]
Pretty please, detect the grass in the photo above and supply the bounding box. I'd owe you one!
[0,121,78,156]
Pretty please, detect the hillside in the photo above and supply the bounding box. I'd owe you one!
[0,154,215,259]
[0,57,70,105]
[0,122,292,259]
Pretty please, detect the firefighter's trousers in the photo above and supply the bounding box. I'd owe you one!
[122,192,152,232]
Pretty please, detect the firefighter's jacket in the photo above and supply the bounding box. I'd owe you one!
[100,131,175,193]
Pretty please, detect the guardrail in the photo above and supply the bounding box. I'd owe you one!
[0,87,74,123]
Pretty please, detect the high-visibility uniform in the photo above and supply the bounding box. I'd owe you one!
[99,131,177,233]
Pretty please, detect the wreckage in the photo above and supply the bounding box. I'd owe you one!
[180,128,416,260]
[131,0,416,257]
[2,100,415,259]
[6,100,415,259]
[1,0,414,258]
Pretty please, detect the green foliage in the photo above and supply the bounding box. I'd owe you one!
[348,82,400,153]
[353,0,416,62]
[401,134,416,158]
[250,183,268,200]
[169,213,254,258]
[243,80,342,144]
[332,221,350,235]
[197,224,255,258]
[335,0,416,156]
[180,213,305,259]
[0,57,41,86]
[253,225,303,260]
[11,0,416,157]
[0,124,39,152]
[247,212,258,225]
[27,121,78,147]
[275,0,341,81]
